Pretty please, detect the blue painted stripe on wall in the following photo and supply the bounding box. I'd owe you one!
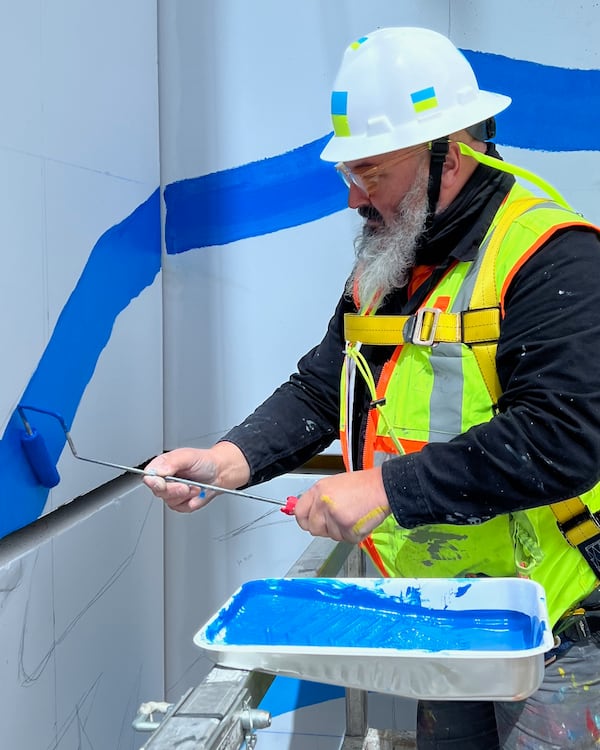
[0,190,161,539]
[164,52,599,254]
[164,134,348,254]
[462,49,600,152]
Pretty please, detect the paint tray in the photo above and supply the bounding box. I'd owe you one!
[193,577,553,701]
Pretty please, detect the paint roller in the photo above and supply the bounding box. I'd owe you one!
[17,405,299,513]
[17,405,61,488]
[17,404,141,489]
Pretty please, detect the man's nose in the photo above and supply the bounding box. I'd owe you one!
[347,182,370,209]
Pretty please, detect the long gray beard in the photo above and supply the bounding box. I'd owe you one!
[346,165,430,307]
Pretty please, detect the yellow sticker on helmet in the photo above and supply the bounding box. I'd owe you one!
[411,86,438,113]
[350,36,368,50]
[331,91,351,136]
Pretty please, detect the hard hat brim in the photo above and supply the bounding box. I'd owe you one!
[320,91,512,163]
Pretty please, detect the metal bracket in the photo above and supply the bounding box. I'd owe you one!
[239,703,271,749]
[134,671,273,749]
[133,701,174,733]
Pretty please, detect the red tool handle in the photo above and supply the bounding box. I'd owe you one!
[280,496,298,515]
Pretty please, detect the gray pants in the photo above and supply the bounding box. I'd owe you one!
[416,637,600,749]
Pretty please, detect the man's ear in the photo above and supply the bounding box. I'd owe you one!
[441,141,463,187]
[436,138,482,211]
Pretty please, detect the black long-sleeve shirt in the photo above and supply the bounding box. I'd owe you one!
[222,153,600,530]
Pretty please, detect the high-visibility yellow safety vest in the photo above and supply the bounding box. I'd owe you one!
[340,183,600,626]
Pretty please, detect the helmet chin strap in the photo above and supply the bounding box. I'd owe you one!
[425,138,449,231]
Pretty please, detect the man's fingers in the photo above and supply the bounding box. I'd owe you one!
[143,475,168,493]
[144,474,204,513]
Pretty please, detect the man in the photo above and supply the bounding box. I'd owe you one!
[145,27,600,749]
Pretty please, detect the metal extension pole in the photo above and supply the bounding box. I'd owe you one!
[343,546,369,740]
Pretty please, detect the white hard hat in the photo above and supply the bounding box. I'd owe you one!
[320,27,511,163]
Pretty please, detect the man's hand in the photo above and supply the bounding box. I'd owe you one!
[293,468,391,542]
[142,442,250,513]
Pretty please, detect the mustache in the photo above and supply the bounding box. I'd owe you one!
[358,205,383,222]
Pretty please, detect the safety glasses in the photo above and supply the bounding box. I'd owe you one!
[335,143,430,196]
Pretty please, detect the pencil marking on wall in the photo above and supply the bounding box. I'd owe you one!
[19,503,153,685]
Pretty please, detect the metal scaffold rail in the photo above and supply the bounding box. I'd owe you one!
[133,538,416,749]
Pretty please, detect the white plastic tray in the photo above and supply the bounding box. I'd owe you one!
[194,577,553,701]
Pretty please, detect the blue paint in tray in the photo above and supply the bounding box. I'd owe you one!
[203,578,546,653]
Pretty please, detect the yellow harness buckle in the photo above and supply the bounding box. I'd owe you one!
[410,307,441,346]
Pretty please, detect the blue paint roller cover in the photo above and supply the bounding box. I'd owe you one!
[20,429,61,488]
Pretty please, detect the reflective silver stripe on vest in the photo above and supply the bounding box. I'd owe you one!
[428,342,465,441]
[424,239,487,440]
[427,201,557,441]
